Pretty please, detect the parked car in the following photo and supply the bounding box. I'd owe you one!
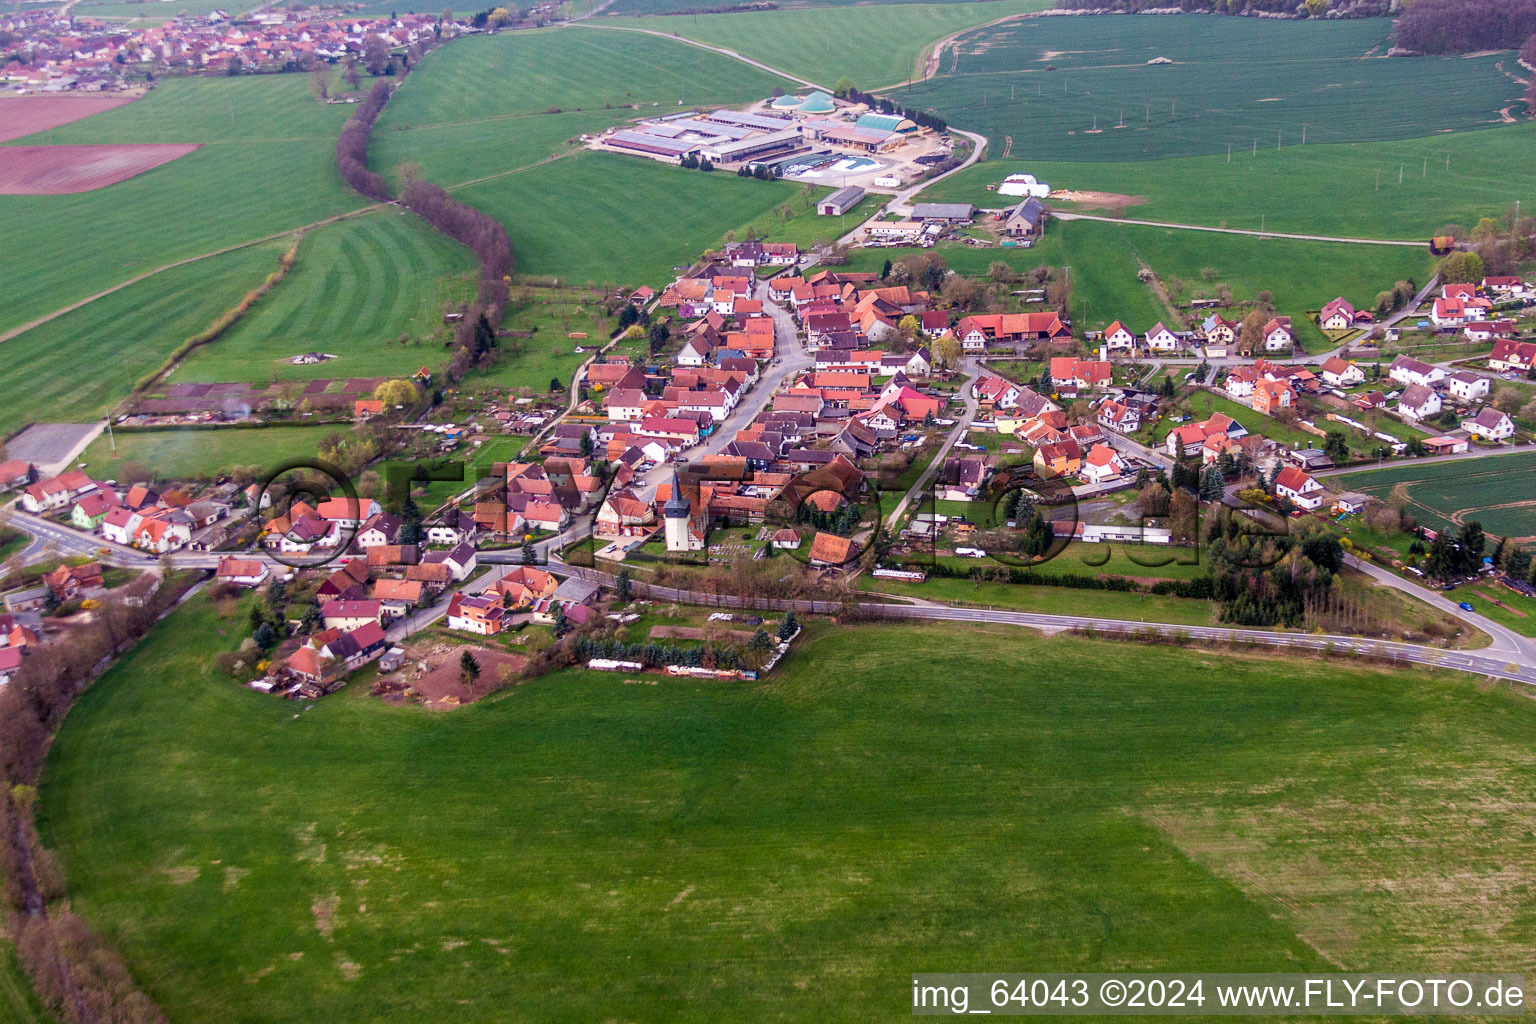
[1458,601,1475,611]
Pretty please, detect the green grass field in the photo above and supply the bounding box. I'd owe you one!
[76,424,333,482]
[921,121,1536,240]
[1335,451,1536,541]
[38,603,1536,1023]
[382,27,795,128]
[372,110,621,190]
[463,284,622,392]
[600,0,1054,91]
[2,74,366,339]
[890,16,1523,161]
[0,242,289,435]
[174,209,476,384]
[457,151,801,286]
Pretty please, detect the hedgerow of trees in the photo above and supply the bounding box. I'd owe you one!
[1393,0,1536,53]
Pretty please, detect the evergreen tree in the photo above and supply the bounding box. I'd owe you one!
[1503,545,1531,579]
[552,604,570,639]
[549,376,562,393]
[880,258,892,279]
[1458,520,1486,573]
[778,611,799,641]
[749,628,773,655]
[522,536,536,564]
[400,495,422,546]
[616,568,633,603]
[459,650,481,689]
[1426,532,1458,579]
[1323,430,1350,465]
[1198,465,1225,501]
[579,432,594,458]
[253,621,277,649]
[300,603,323,634]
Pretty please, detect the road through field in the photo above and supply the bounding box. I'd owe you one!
[0,203,385,346]
[572,22,826,91]
[1050,210,1426,247]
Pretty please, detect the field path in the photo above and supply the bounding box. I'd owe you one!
[0,203,384,346]
[571,23,825,91]
[1050,210,1426,247]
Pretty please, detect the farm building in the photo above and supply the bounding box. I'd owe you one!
[911,202,974,224]
[818,186,866,216]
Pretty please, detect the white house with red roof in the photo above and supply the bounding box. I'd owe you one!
[1319,297,1355,331]
[1388,355,1447,388]
[1319,357,1364,389]
[1080,444,1125,484]
[1273,465,1325,510]
[1489,339,1536,373]
[216,556,270,588]
[1103,320,1136,351]
[1260,316,1294,353]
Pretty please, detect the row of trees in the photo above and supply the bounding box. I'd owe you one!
[335,81,394,203]
[0,580,200,1022]
[830,82,948,132]
[1393,0,1536,54]
[1054,0,1389,16]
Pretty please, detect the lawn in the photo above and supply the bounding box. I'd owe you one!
[599,0,1055,91]
[890,16,1523,162]
[462,285,622,392]
[0,242,289,436]
[1,74,365,338]
[1149,390,1320,452]
[920,121,1536,241]
[382,27,795,128]
[76,424,334,482]
[456,151,802,287]
[40,598,1536,1023]
[372,110,621,191]
[174,209,477,384]
[1334,450,1536,541]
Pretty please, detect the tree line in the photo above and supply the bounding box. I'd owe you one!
[399,178,514,379]
[1393,0,1536,54]
[335,81,394,203]
[1053,0,1389,17]
[830,83,948,133]
[331,70,514,384]
[0,577,204,1023]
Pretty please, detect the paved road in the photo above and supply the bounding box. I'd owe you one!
[15,504,1536,686]
[1344,554,1528,656]
[882,362,981,530]
[1050,210,1426,248]
[553,561,1536,687]
[836,128,990,248]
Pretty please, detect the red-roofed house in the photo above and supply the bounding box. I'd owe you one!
[1273,465,1324,510]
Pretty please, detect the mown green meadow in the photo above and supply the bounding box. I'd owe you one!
[0,242,289,436]
[38,603,1536,1023]
[76,424,333,483]
[457,151,801,286]
[174,209,477,384]
[922,121,1536,240]
[1,74,366,338]
[891,15,1523,161]
[382,27,794,127]
[600,0,1055,92]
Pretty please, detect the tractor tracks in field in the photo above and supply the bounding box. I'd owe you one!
[0,203,385,347]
